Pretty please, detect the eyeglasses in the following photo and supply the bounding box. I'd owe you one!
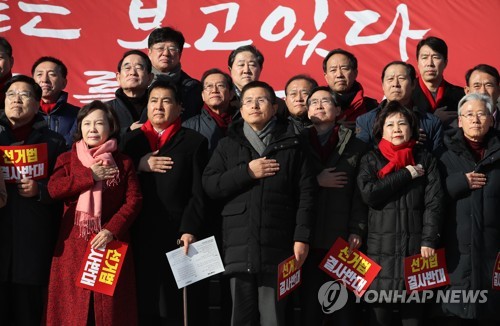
[309,98,334,107]
[6,91,32,101]
[152,45,180,54]
[460,112,490,121]
[203,83,227,92]
[242,97,270,107]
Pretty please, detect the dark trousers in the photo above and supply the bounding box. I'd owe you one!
[369,302,424,326]
[230,273,287,326]
[0,281,44,326]
[431,316,500,326]
[300,249,359,326]
[137,278,209,326]
[219,275,232,326]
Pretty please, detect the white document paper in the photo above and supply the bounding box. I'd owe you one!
[166,236,225,289]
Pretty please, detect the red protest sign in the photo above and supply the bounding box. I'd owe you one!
[404,248,450,292]
[76,238,128,296]
[0,144,48,183]
[493,253,500,290]
[277,255,301,301]
[319,237,381,297]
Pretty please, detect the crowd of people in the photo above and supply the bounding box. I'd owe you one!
[0,26,499,326]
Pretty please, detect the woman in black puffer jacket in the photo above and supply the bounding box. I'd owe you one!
[354,101,443,325]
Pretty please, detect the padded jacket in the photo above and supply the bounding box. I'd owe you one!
[355,145,443,291]
[203,119,317,274]
[437,128,500,321]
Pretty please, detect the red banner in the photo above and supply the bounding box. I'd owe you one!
[76,238,128,297]
[493,253,500,291]
[0,144,48,183]
[404,248,450,292]
[319,237,381,297]
[277,255,301,301]
[1,1,499,105]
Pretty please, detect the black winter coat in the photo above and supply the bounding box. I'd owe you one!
[120,127,208,312]
[356,145,443,291]
[202,119,317,274]
[120,127,208,241]
[307,126,369,250]
[437,128,500,321]
[0,114,67,285]
[107,88,148,138]
[412,80,465,128]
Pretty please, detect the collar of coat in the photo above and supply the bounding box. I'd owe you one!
[308,125,352,159]
[443,127,500,167]
[227,118,300,155]
[0,113,49,144]
[40,91,70,115]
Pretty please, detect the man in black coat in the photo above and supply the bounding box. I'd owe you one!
[203,81,317,326]
[437,93,500,323]
[0,75,66,325]
[107,50,154,138]
[300,86,369,325]
[120,80,209,325]
[283,74,317,135]
[413,36,464,128]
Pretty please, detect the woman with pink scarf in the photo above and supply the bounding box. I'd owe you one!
[46,100,142,325]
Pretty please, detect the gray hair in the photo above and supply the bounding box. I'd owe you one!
[457,93,494,115]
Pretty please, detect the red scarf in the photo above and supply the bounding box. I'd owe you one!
[337,82,368,122]
[464,137,485,162]
[309,126,340,163]
[377,138,416,179]
[418,77,445,111]
[203,104,232,133]
[40,101,57,114]
[141,118,181,151]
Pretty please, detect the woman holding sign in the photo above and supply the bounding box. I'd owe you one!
[355,101,443,325]
[46,101,142,325]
